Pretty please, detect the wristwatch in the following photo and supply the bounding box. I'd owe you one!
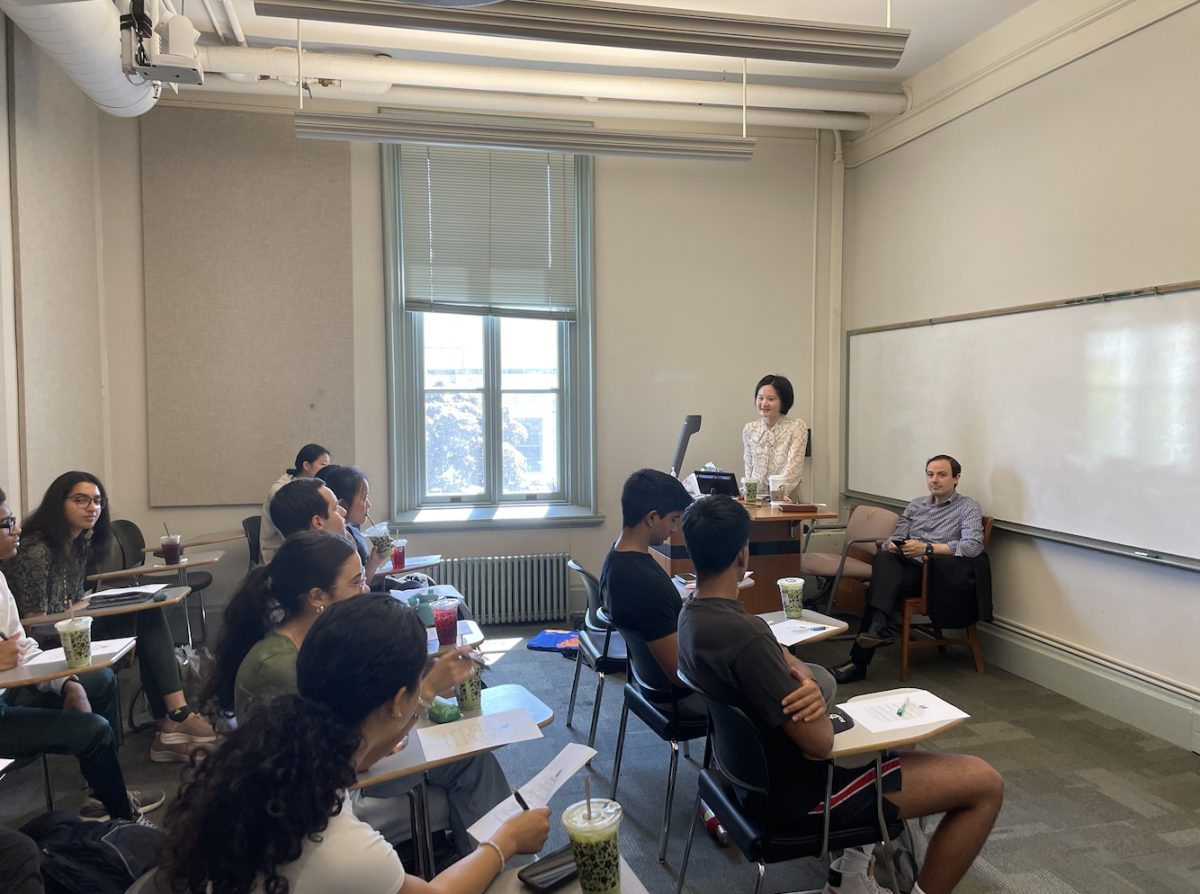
[925,542,934,556]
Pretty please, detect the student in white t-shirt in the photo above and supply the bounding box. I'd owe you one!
[155,593,551,894]
[258,443,331,562]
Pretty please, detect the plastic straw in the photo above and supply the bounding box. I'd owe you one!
[585,777,591,819]
[163,522,172,538]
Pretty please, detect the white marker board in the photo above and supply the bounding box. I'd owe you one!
[846,286,1200,563]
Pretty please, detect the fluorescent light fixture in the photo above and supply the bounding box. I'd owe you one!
[254,0,909,67]
[295,111,756,161]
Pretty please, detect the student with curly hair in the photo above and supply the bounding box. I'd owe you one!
[157,593,551,894]
[0,472,214,771]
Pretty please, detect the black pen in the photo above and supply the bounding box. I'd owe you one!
[512,787,531,811]
[0,630,8,641]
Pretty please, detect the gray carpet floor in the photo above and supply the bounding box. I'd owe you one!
[5,621,1200,894]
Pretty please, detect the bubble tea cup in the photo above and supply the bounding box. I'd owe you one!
[562,799,623,894]
[777,577,806,619]
[431,598,459,646]
[55,616,94,669]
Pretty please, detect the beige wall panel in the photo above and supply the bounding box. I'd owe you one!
[140,107,354,506]
[841,5,1200,690]
[10,32,106,506]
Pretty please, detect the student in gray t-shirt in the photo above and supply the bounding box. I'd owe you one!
[677,496,1004,894]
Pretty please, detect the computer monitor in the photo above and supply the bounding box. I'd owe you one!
[693,470,739,497]
[669,415,702,478]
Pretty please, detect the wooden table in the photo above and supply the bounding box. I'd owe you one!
[21,586,191,627]
[654,503,837,614]
[87,551,225,645]
[141,530,245,555]
[426,619,484,654]
[376,554,441,576]
[354,683,554,789]
[485,857,648,894]
[0,637,137,688]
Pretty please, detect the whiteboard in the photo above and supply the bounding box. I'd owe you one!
[847,287,1200,562]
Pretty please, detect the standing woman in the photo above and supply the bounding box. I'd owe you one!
[259,443,331,562]
[0,472,215,764]
[318,465,384,581]
[742,374,809,503]
[156,593,551,894]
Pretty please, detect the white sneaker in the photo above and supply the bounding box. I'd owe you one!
[822,863,893,894]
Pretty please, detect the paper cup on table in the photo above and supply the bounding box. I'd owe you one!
[777,577,805,619]
[768,475,787,502]
[740,478,757,503]
[562,799,623,894]
[54,616,93,669]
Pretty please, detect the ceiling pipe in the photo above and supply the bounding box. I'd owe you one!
[195,45,907,115]
[191,74,872,130]
[0,0,157,117]
[220,0,249,45]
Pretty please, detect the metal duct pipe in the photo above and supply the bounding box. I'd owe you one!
[196,45,907,115]
[0,0,157,117]
[194,75,872,131]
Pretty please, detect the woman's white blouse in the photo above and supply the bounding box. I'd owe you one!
[742,415,808,501]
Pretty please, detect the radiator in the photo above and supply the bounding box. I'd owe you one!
[434,554,571,625]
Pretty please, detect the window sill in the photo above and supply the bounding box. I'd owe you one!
[389,504,605,534]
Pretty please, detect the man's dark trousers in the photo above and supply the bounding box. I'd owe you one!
[850,550,924,667]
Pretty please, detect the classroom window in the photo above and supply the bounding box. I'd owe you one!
[383,142,596,519]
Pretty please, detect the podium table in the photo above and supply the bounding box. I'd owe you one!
[652,502,837,614]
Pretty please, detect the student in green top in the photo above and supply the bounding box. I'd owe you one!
[205,529,512,855]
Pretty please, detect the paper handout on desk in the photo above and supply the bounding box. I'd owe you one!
[767,618,835,646]
[838,690,968,734]
[467,742,596,843]
[415,708,542,762]
[89,585,169,598]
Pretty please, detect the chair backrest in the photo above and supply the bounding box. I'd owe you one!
[844,505,902,558]
[614,621,675,701]
[981,516,995,550]
[567,559,605,628]
[677,670,769,797]
[243,516,263,567]
[111,520,147,570]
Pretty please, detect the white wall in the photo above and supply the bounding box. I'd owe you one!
[842,4,1200,698]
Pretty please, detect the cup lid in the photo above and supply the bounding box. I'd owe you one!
[777,577,804,587]
[561,798,622,832]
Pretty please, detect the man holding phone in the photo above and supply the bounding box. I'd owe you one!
[828,455,984,684]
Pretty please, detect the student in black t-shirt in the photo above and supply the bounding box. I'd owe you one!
[677,496,1003,894]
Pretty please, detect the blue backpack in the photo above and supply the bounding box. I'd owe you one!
[20,810,160,894]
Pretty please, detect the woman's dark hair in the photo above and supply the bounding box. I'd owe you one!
[754,374,795,415]
[0,485,7,505]
[681,495,753,579]
[316,464,368,509]
[204,530,357,712]
[21,471,112,558]
[158,594,427,894]
[286,443,330,477]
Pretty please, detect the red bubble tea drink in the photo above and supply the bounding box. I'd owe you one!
[431,598,459,646]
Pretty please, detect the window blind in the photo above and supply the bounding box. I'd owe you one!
[399,145,577,321]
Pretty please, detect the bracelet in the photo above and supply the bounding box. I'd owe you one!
[415,695,432,716]
[481,839,506,869]
[65,675,81,685]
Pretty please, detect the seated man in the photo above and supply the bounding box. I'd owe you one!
[829,454,983,684]
[678,495,1002,894]
[0,488,162,824]
[604,469,837,716]
[269,477,349,540]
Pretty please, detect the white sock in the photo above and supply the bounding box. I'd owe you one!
[835,845,873,873]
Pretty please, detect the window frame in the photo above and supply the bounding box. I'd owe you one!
[383,146,600,530]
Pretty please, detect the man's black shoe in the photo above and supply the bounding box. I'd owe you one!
[829,661,867,684]
[855,612,895,649]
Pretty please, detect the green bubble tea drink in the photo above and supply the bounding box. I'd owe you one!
[455,663,483,710]
[741,478,757,503]
[778,577,805,619]
[562,799,622,894]
[55,616,93,669]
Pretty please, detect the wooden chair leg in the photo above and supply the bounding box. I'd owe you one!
[933,626,947,655]
[900,608,911,682]
[967,624,985,673]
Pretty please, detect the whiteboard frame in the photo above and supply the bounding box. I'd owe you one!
[843,278,1200,575]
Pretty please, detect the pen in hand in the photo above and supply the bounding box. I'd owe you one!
[512,787,531,811]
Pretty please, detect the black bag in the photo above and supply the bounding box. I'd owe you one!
[19,810,160,894]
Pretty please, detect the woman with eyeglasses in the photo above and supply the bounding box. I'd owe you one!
[1,472,215,772]
[156,593,551,894]
[206,530,511,856]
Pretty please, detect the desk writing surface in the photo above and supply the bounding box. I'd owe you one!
[830,687,965,758]
[484,857,648,894]
[22,587,191,626]
[427,620,484,653]
[0,637,137,688]
[353,684,552,789]
[87,551,225,582]
[141,531,245,554]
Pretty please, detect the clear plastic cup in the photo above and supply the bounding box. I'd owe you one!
[160,534,182,565]
[431,598,459,646]
[55,616,93,669]
[777,577,805,619]
[562,799,622,894]
[455,664,483,710]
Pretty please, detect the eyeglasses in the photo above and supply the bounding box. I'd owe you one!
[0,518,16,530]
[68,495,107,508]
